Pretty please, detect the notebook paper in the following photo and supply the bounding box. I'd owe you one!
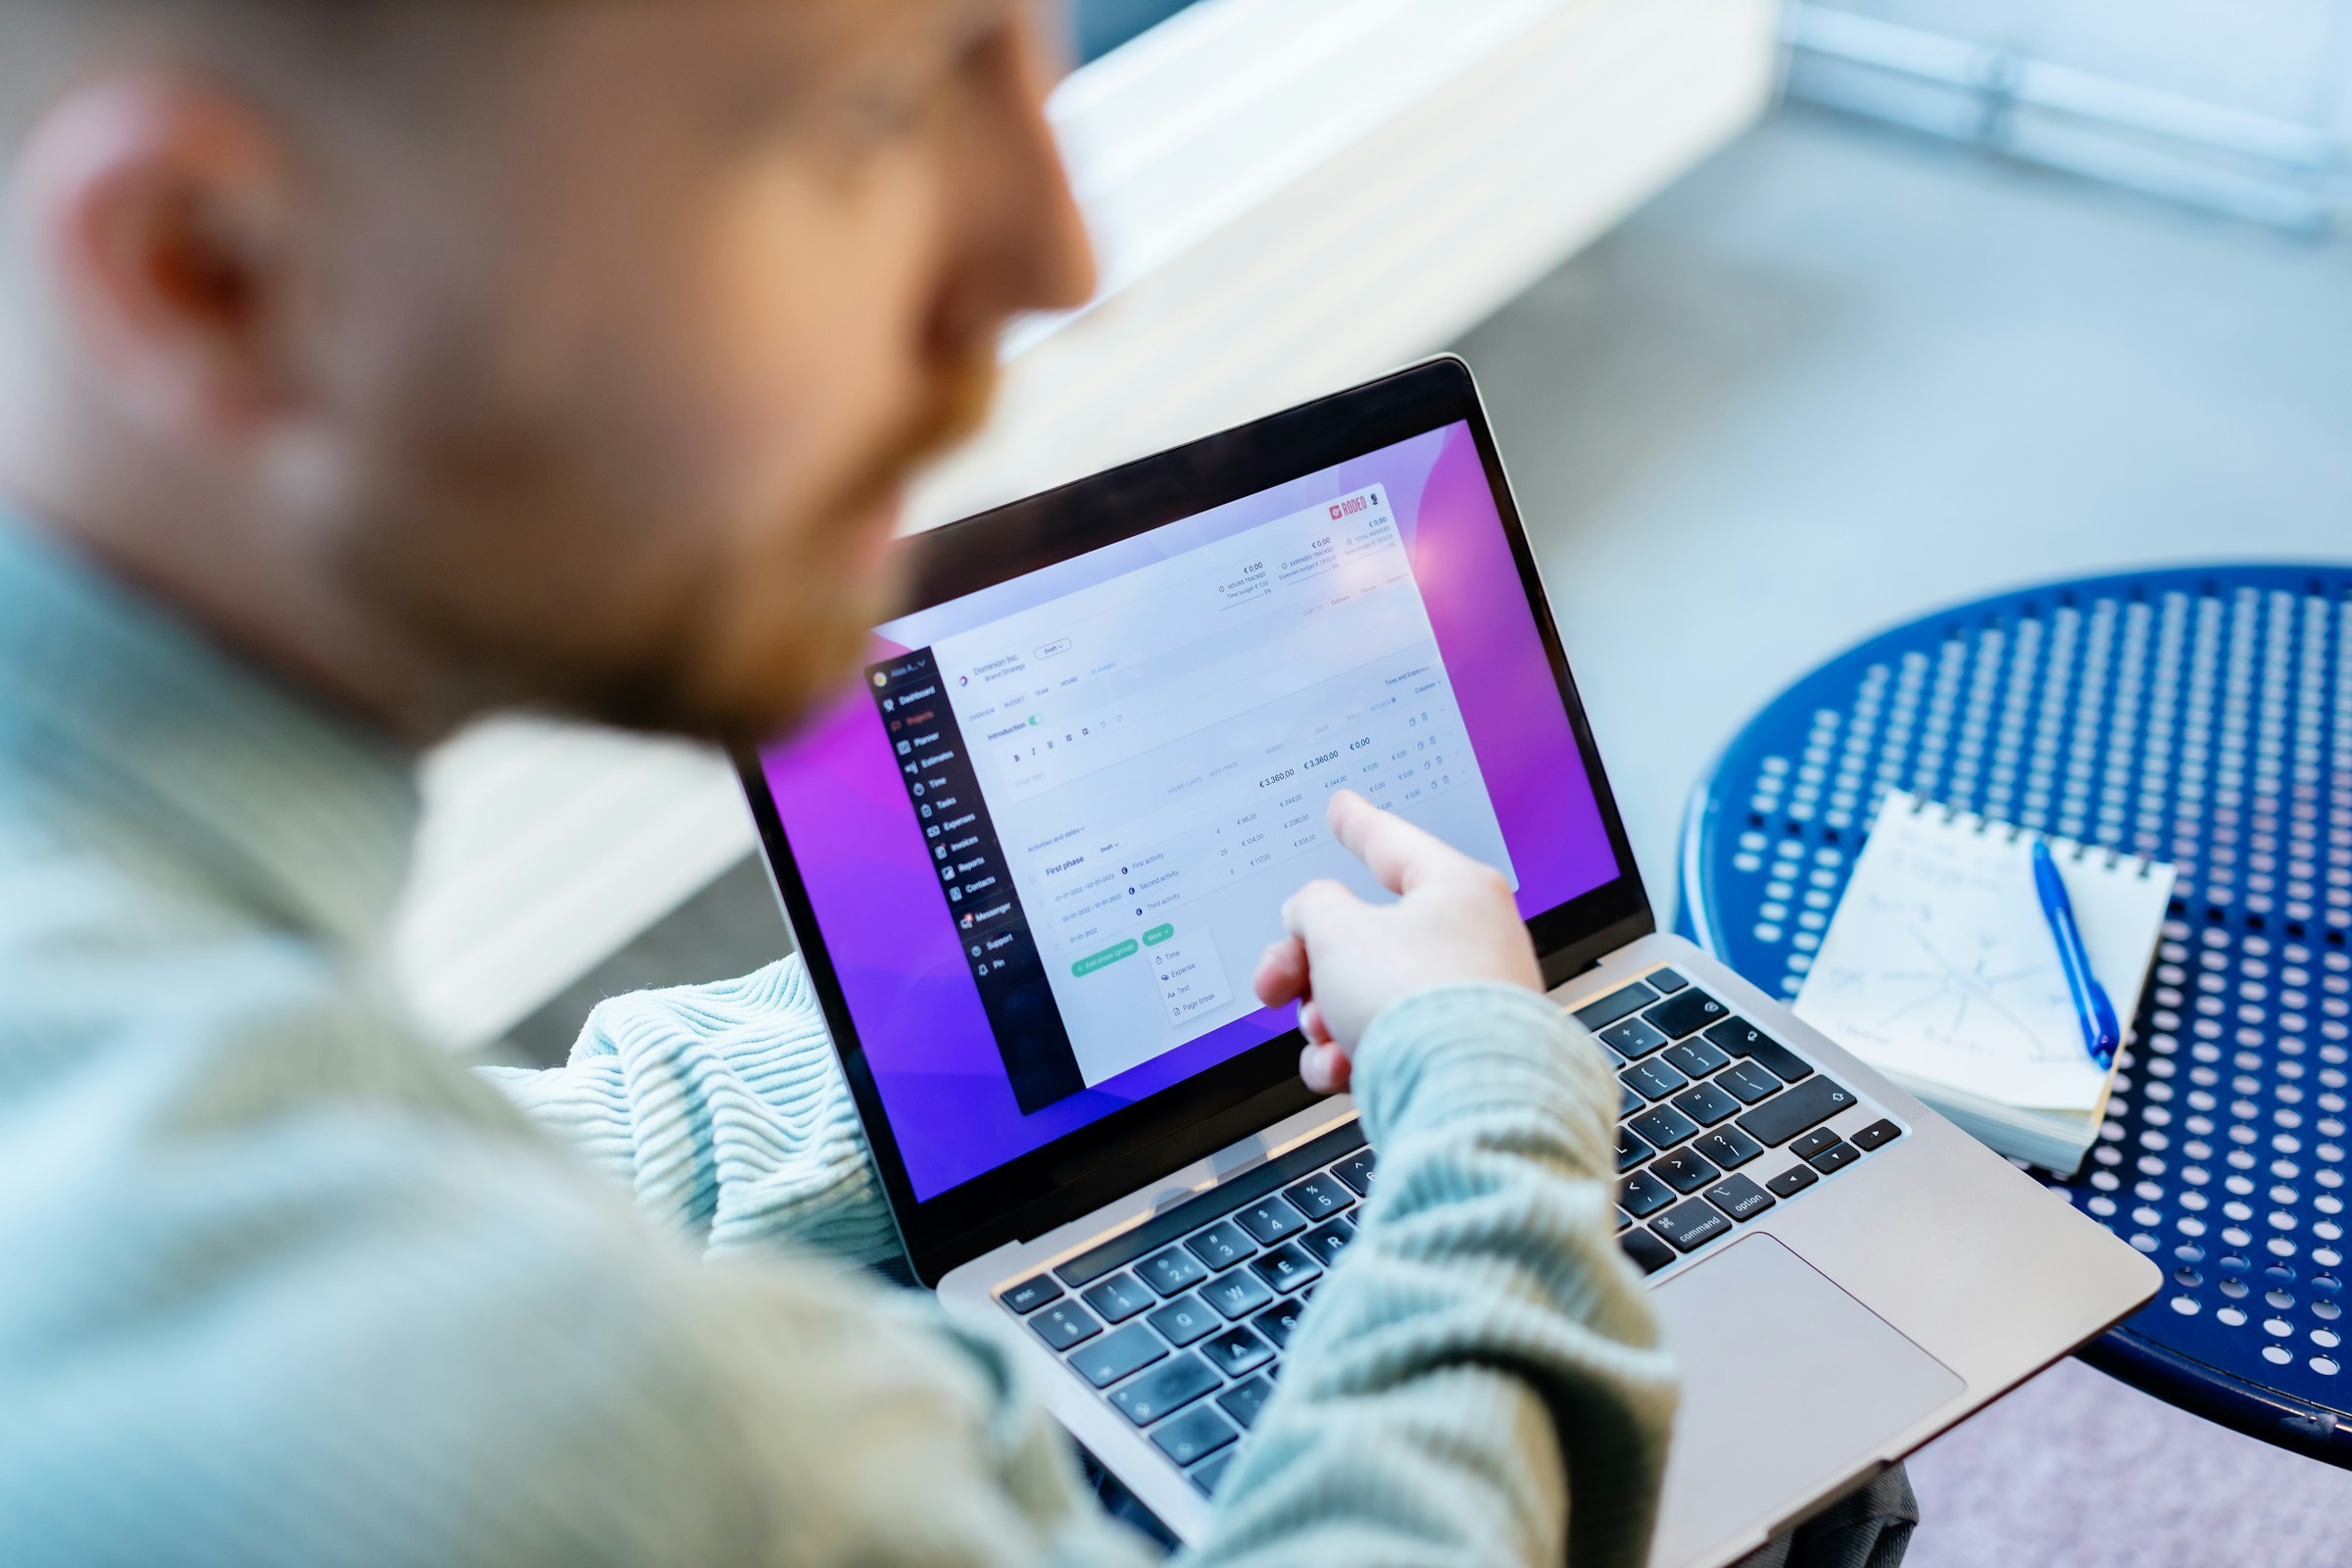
[1796,793,2177,1120]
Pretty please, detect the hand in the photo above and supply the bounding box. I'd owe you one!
[1253,789,1543,1095]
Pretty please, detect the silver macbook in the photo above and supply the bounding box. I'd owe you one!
[733,357,2159,1567]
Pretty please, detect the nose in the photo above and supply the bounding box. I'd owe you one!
[934,9,1099,350]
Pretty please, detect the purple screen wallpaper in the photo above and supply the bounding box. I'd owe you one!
[757,420,1619,1200]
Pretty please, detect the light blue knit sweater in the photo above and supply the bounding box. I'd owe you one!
[0,507,1676,1567]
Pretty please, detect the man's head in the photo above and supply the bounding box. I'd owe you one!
[0,0,1094,742]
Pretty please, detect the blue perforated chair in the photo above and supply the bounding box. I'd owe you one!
[1677,565,2352,1464]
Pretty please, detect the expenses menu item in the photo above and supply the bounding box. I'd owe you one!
[881,485,1515,1104]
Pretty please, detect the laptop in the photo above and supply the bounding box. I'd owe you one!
[732,356,2160,1567]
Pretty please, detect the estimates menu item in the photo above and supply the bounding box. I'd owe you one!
[920,486,1515,1089]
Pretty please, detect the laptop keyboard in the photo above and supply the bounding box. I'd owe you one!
[994,969,1905,1500]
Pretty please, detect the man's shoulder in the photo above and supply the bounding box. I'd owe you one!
[0,771,525,1149]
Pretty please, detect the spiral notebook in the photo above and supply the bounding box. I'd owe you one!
[1794,792,2178,1175]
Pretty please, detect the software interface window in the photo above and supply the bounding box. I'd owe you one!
[869,486,1513,1095]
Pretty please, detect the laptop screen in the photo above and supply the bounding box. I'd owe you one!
[749,414,1626,1203]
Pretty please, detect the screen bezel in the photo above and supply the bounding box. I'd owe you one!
[733,356,1652,1284]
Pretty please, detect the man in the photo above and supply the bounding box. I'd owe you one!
[0,2,1680,1564]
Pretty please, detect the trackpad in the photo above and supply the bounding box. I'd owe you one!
[1647,1236,1962,1568]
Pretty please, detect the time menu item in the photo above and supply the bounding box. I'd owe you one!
[929,487,1516,1088]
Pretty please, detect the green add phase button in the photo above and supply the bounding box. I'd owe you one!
[1073,940,1139,977]
[1142,924,1176,947]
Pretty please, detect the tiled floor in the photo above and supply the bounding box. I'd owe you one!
[1901,1356,2352,1568]
[1457,105,2352,914]
[498,102,2352,1554]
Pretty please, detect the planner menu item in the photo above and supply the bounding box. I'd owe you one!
[1794,791,2178,1172]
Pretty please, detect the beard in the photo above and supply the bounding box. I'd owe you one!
[329,346,1002,745]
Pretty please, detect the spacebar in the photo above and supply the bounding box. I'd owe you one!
[1735,1077,1857,1148]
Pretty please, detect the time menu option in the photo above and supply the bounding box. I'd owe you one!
[868,650,1086,1115]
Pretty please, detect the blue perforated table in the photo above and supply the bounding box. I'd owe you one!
[1677,565,2352,1464]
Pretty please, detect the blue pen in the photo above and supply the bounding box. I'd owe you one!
[2031,838,2121,1070]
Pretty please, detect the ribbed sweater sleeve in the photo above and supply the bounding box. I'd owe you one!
[480,959,904,1271]
[482,962,1676,1566]
[1190,983,1679,1568]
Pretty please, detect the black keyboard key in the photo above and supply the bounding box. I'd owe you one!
[1620,1226,1677,1275]
[1283,1173,1353,1220]
[1621,1082,1643,1116]
[1252,1298,1303,1349]
[1332,1150,1377,1196]
[1643,988,1729,1040]
[1808,1141,1861,1175]
[1648,967,1690,995]
[1765,1164,1819,1199]
[1202,1325,1275,1378]
[1851,1118,1903,1152]
[1622,1058,1689,1102]
[1662,1038,1732,1078]
[1630,1105,1699,1151]
[1002,1275,1061,1315]
[1081,1273,1154,1325]
[1702,1173,1776,1222]
[1692,1126,1765,1170]
[1715,1060,1783,1104]
[1110,1351,1220,1426]
[1616,1125,1653,1172]
[1736,1076,1857,1148]
[1030,1300,1102,1351]
[1652,1198,1735,1252]
[1300,1218,1355,1269]
[1573,980,1657,1031]
[1186,1220,1255,1271]
[1203,1266,1275,1320]
[1789,1126,1841,1161]
[1054,1121,1368,1287]
[1234,1196,1309,1246]
[1601,1017,1672,1060]
[1743,1038,1818,1086]
[1616,1208,1631,1232]
[1250,1242,1322,1295]
[1190,1449,1237,1497]
[1071,1323,1168,1388]
[1705,1018,1815,1083]
[1671,1083,1741,1127]
[1138,1246,1209,1298]
[1218,1374,1275,1431]
[1651,1147,1720,1194]
[1620,1167,1677,1217]
[1152,1403,1240,1467]
[1148,1293,1221,1348]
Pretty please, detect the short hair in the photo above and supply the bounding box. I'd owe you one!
[0,1,536,148]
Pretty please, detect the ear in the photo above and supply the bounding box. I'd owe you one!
[17,70,309,447]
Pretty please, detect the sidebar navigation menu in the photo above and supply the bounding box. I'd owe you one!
[867,651,1086,1114]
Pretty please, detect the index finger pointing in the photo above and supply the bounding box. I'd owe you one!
[1326,789,1479,896]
